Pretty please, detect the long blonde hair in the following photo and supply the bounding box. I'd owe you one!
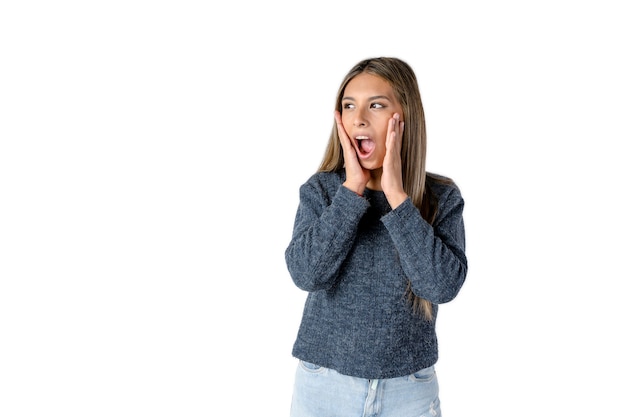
[319,57,443,320]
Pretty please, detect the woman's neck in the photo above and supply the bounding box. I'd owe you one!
[366,168,383,191]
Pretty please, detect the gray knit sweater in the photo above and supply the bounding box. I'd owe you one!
[285,170,467,379]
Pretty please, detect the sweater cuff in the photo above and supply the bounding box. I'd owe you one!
[381,196,419,229]
[335,185,370,218]
[391,196,414,219]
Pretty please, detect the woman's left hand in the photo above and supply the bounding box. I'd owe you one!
[381,113,409,209]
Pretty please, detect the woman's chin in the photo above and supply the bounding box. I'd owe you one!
[359,159,383,171]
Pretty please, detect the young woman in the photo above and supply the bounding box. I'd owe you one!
[285,57,468,416]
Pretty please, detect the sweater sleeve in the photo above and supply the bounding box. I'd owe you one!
[381,185,467,304]
[285,181,369,292]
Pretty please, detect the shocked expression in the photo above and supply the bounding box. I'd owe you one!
[341,72,404,170]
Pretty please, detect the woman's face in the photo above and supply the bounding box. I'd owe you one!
[341,72,404,171]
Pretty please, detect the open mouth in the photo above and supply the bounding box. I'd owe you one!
[355,136,375,157]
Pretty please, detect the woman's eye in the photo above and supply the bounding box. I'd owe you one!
[343,103,355,110]
[371,103,384,109]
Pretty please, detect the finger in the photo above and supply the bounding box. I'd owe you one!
[386,114,400,151]
[386,113,396,141]
[335,110,362,174]
[393,113,402,139]
[397,120,404,150]
[334,111,352,148]
[391,114,403,153]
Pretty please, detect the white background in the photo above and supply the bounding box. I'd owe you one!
[1,1,625,415]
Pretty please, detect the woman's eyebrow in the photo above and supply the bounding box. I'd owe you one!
[342,95,391,101]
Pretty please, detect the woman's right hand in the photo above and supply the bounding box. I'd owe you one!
[335,111,369,195]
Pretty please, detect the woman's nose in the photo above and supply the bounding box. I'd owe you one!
[353,110,367,127]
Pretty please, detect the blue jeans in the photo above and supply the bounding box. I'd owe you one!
[290,361,441,417]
